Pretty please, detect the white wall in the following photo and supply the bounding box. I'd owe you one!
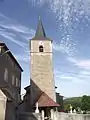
[0,89,7,120]
[52,112,90,120]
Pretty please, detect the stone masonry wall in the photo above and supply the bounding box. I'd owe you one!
[30,40,56,106]
[52,112,90,120]
[19,111,90,120]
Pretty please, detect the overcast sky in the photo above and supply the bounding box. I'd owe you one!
[0,0,90,97]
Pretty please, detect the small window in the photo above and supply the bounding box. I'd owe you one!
[16,77,19,87]
[39,45,43,52]
[4,68,8,81]
[12,75,15,85]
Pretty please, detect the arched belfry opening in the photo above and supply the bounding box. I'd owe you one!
[39,45,43,52]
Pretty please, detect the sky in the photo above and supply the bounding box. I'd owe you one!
[0,0,90,98]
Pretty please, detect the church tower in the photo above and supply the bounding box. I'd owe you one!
[30,18,56,107]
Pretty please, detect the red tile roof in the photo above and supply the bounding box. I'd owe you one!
[37,92,60,107]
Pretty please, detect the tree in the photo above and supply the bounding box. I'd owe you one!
[64,104,70,112]
[81,95,90,112]
[64,97,81,111]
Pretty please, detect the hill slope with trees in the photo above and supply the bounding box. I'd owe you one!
[64,95,90,113]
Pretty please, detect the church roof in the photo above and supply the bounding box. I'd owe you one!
[37,92,60,108]
[32,17,52,41]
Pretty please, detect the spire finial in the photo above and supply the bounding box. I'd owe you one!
[34,17,46,39]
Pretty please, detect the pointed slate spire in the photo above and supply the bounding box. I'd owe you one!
[34,16,46,39]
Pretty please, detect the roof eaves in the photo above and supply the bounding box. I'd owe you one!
[0,43,23,71]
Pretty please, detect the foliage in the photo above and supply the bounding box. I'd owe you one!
[64,95,90,112]
[81,95,90,111]
[64,97,82,111]
[64,104,70,112]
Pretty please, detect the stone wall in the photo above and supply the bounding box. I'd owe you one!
[18,111,90,120]
[52,112,90,120]
[30,40,56,107]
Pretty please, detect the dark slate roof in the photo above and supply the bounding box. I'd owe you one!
[32,17,52,41]
[1,88,14,100]
[0,42,23,71]
[24,85,30,91]
[35,17,46,38]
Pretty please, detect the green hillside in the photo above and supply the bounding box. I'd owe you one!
[64,97,82,111]
[64,97,82,104]
[63,95,90,112]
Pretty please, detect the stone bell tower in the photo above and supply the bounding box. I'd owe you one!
[30,18,56,107]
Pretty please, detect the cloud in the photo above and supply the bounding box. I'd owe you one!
[55,69,89,85]
[67,57,90,70]
[30,0,83,57]
[15,53,30,63]
[31,0,90,22]
[72,78,88,84]
[30,0,90,58]
[80,71,90,76]
[77,60,90,70]
[0,12,34,67]
[30,0,90,30]
[0,13,11,21]
[0,23,35,35]
[59,75,73,80]
[53,38,76,56]
[53,57,90,88]
[0,30,28,49]
[0,13,35,51]
[54,66,90,86]
[0,12,35,37]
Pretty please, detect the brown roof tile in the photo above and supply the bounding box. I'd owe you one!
[37,92,60,107]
